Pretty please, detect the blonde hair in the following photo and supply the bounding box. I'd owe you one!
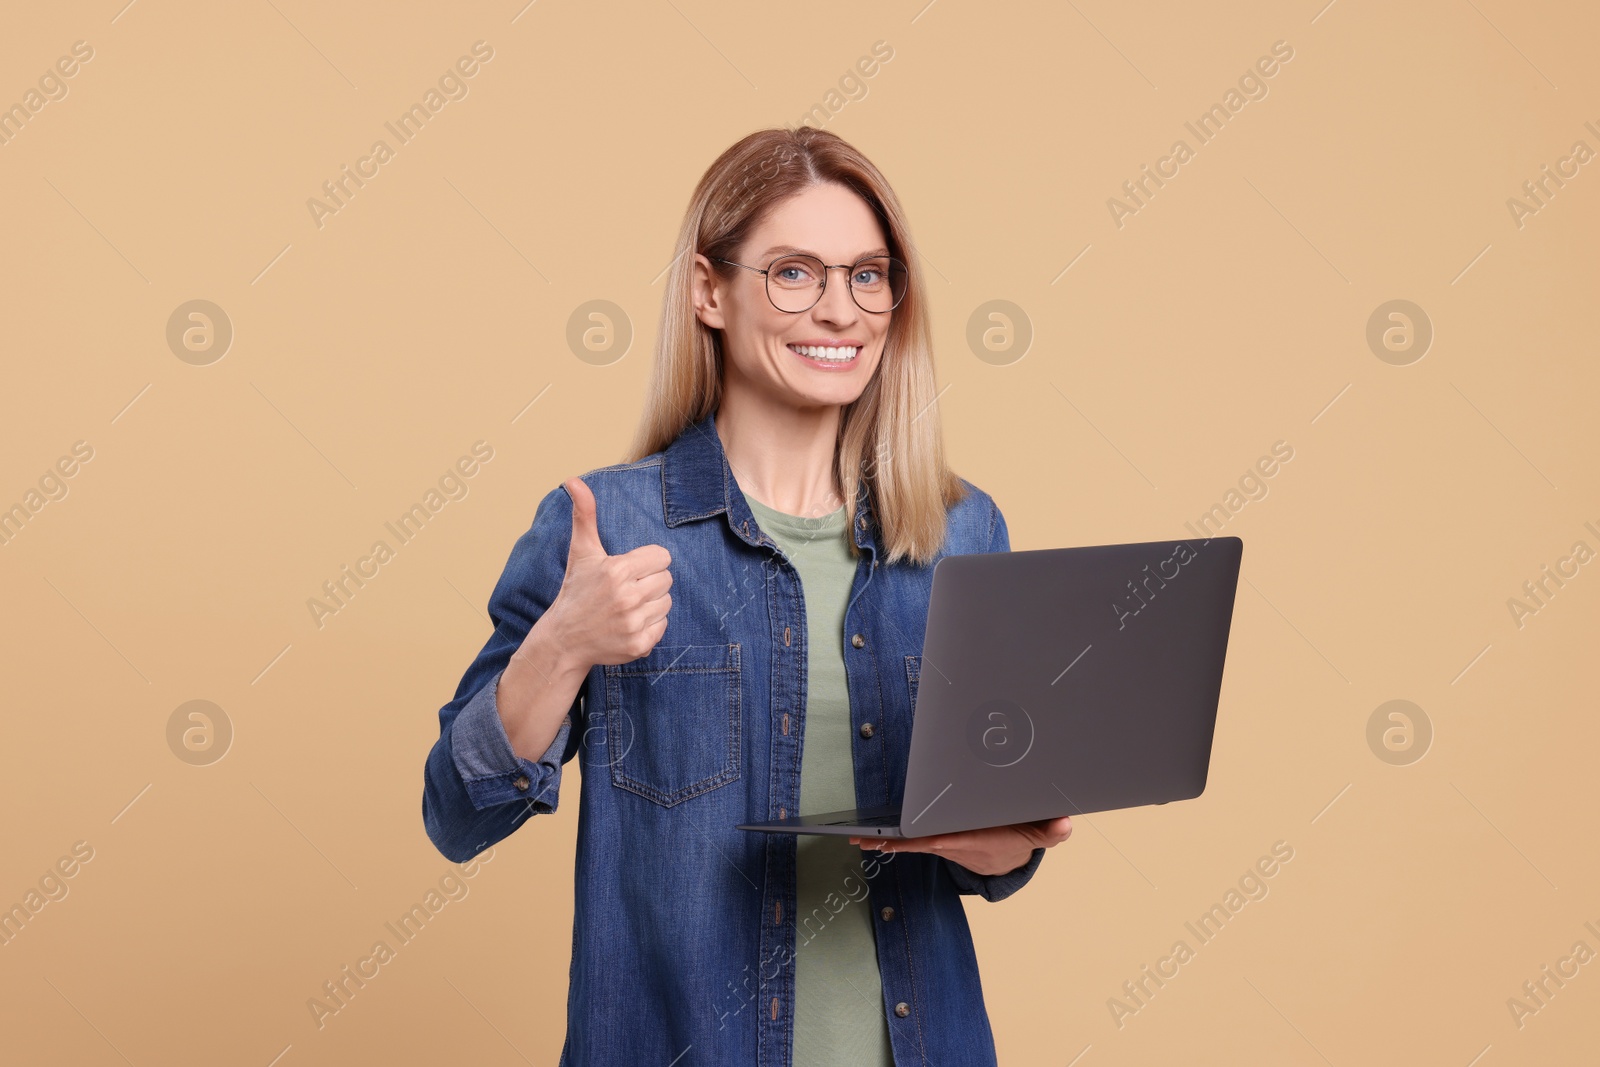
[624,126,968,566]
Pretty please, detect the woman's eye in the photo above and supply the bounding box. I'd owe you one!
[854,269,883,285]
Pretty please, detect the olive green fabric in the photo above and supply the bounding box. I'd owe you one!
[742,491,894,1067]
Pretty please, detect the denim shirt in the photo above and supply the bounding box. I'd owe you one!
[421,408,1047,1066]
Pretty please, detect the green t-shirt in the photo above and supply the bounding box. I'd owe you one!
[741,490,894,1067]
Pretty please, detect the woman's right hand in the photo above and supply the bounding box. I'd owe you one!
[532,475,674,670]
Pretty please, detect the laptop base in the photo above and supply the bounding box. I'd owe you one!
[736,803,906,837]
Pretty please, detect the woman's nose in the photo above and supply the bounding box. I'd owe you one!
[814,268,860,323]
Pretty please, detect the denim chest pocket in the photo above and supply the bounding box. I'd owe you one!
[602,643,742,806]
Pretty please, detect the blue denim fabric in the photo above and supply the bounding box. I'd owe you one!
[422,408,1046,1066]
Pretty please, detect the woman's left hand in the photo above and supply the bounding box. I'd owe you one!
[849,816,1073,876]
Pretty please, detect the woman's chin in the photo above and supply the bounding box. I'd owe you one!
[785,382,868,410]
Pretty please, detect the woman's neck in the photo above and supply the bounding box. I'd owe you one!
[715,396,845,519]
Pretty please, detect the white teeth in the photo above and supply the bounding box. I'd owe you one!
[790,344,858,362]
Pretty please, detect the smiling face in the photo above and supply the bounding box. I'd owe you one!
[692,181,894,413]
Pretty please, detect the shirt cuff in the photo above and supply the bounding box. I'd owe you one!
[942,846,1046,903]
[450,667,572,813]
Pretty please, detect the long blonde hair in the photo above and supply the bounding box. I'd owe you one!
[624,126,968,566]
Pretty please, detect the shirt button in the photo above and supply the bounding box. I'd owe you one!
[880,906,895,921]
[851,633,865,648]
[894,1001,910,1018]
[513,775,531,791]
[859,722,874,738]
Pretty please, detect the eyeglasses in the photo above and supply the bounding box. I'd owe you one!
[714,253,908,314]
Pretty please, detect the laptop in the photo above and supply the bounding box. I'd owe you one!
[736,535,1243,838]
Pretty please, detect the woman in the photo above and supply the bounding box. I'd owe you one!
[422,126,1072,1067]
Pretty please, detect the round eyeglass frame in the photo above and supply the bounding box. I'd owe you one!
[713,254,908,314]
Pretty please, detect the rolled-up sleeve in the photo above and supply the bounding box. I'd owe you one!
[451,666,574,811]
[941,495,1049,902]
[943,847,1046,902]
[422,483,587,863]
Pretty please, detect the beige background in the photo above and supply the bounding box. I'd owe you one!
[2,0,1595,1063]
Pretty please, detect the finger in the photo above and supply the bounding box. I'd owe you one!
[856,836,907,850]
[633,567,673,602]
[634,587,671,623]
[1023,817,1072,845]
[615,542,672,580]
[564,477,606,563]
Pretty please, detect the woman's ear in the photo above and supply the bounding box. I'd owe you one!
[691,254,727,330]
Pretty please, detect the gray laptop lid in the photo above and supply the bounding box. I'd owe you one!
[898,536,1242,837]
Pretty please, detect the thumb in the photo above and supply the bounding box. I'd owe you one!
[564,476,606,563]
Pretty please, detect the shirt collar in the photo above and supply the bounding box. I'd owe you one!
[660,407,875,553]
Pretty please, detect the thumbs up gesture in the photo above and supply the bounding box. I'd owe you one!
[538,476,674,668]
